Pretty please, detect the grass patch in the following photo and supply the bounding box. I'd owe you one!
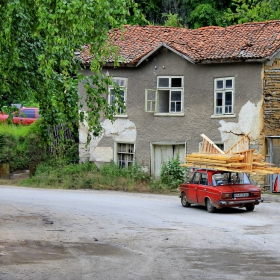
[8,161,179,194]
[0,123,32,136]
[0,122,45,172]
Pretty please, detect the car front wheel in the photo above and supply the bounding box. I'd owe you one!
[246,204,255,211]
[206,198,216,213]
[181,193,191,207]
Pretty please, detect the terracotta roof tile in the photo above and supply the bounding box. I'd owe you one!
[79,20,280,65]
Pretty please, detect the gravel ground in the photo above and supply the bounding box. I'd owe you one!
[1,186,280,280]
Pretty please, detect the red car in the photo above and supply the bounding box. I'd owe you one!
[0,107,39,125]
[179,169,262,213]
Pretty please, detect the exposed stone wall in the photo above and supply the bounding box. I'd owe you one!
[263,58,280,135]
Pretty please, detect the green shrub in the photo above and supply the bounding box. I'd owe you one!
[23,160,148,190]
[99,161,146,181]
[0,122,46,172]
[159,155,186,189]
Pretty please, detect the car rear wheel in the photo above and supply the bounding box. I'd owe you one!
[246,204,255,211]
[206,198,216,213]
[181,193,191,207]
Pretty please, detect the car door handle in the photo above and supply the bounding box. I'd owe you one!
[204,188,206,191]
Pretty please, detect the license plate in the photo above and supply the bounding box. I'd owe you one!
[234,193,249,198]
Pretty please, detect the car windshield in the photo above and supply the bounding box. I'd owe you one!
[212,172,250,186]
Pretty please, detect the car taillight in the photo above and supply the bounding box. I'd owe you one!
[251,191,260,197]
[221,193,232,199]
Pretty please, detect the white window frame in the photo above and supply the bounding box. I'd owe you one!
[145,76,184,115]
[108,77,127,116]
[213,77,234,116]
[114,142,135,168]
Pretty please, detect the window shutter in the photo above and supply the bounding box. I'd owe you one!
[145,89,157,112]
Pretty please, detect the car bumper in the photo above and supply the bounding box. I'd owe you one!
[217,198,263,206]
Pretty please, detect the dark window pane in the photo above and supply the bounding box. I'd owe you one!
[176,103,181,111]
[158,78,169,87]
[171,91,181,101]
[216,92,223,106]
[225,79,233,88]
[225,92,232,105]
[216,80,223,89]
[171,78,182,87]
[215,143,224,150]
[21,109,35,118]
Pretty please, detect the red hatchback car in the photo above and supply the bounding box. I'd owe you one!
[179,169,263,213]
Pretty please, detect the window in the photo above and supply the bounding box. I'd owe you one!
[117,143,134,168]
[192,172,208,185]
[108,78,127,115]
[215,143,224,151]
[200,173,208,185]
[199,142,224,152]
[145,76,184,114]
[20,109,36,118]
[214,77,234,115]
[212,172,250,186]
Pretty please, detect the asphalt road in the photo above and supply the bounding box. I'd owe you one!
[1,185,280,280]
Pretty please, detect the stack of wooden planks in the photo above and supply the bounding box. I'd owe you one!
[181,134,280,174]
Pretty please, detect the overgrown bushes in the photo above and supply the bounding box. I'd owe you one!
[150,155,187,190]
[22,156,187,192]
[0,121,78,172]
[23,160,148,191]
[0,123,44,171]
[1,122,189,193]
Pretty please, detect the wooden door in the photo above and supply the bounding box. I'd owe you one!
[153,144,186,179]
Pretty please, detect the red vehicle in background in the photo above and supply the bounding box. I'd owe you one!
[0,107,40,125]
[179,169,263,213]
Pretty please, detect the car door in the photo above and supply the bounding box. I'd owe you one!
[196,172,208,204]
[187,172,200,203]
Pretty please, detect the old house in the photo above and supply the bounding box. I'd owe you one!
[78,20,280,185]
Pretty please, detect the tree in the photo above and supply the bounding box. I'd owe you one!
[163,13,184,27]
[134,0,234,28]
[0,1,44,107]
[227,0,280,24]
[0,0,139,142]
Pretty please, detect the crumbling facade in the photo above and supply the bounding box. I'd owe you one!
[78,21,280,183]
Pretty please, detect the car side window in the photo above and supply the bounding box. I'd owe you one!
[192,172,201,184]
[200,173,208,185]
[20,109,35,118]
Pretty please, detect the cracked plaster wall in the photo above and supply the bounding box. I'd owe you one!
[79,49,263,174]
[218,100,263,153]
[79,119,136,164]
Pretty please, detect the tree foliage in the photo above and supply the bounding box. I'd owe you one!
[135,0,280,28]
[1,0,280,145]
[228,0,280,24]
[0,0,139,142]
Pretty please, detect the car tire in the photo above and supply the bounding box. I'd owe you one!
[246,204,255,211]
[181,193,191,207]
[206,198,216,213]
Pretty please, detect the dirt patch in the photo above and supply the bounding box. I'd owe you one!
[0,170,29,185]
[0,240,129,266]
